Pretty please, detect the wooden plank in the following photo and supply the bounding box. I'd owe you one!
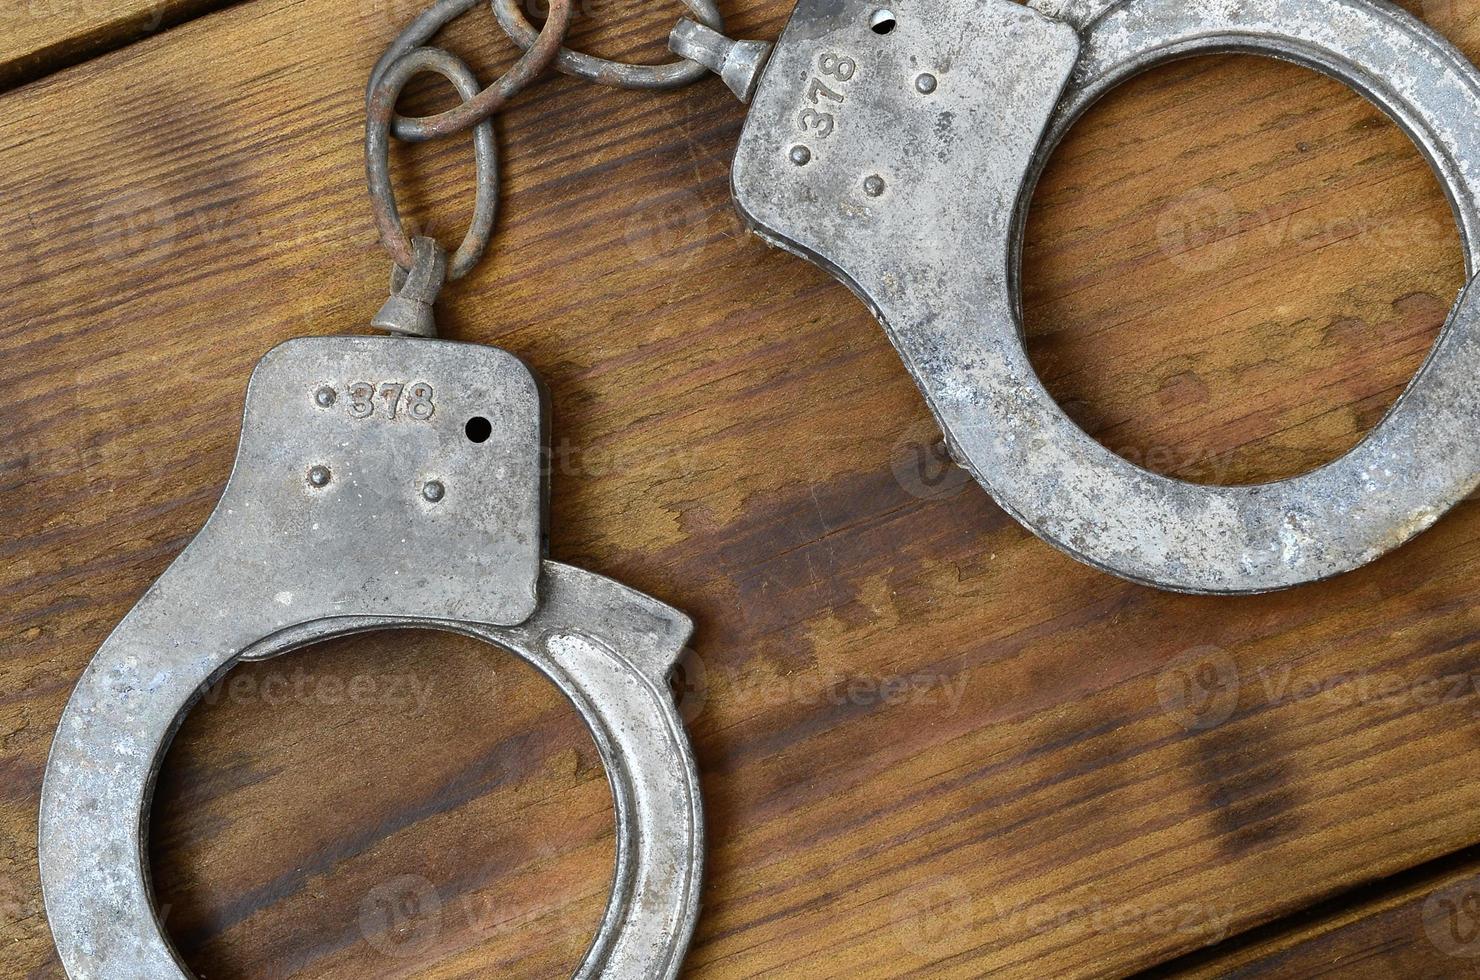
[1157,849,1480,977]
[0,0,228,90]
[3,0,1480,976]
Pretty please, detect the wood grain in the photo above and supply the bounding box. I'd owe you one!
[2,0,1480,976]
[0,0,230,90]
[1159,849,1480,977]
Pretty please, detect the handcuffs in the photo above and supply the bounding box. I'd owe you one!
[729,0,1480,595]
[38,0,1480,976]
[39,336,704,978]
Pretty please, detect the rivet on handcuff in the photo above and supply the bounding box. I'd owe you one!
[39,0,1480,976]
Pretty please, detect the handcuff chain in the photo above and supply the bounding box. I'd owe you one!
[366,0,775,330]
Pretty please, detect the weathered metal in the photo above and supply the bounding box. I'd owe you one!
[368,0,573,142]
[41,0,1480,977]
[374,236,450,336]
[42,0,738,975]
[669,18,773,103]
[366,43,499,277]
[491,0,725,90]
[39,336,705,979]
[40,2,733,975]
[731,0,1480,593]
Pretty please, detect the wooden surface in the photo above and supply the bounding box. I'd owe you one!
[0,0,225,88]
[3,0,1480,976]
[1156,847,1480,978]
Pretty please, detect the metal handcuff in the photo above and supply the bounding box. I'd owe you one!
[727,0,1480,595]
[37,0,1480,976]
[39,2,708,977]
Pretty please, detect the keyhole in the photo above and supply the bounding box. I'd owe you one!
[870,9,896,33]
[464,416,492,443]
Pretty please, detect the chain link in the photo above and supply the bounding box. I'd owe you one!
[489,0,724,90]
[369,0,575,143]
[366,46,500,277]
[365,0,741,317]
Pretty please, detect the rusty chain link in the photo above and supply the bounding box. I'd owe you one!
[368,0,575,144]
[366,45,501,279]
[490,0,723,89]
[366,0,735,305]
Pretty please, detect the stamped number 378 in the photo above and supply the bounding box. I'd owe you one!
[345,382,436,421]
[797,53,857,138]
